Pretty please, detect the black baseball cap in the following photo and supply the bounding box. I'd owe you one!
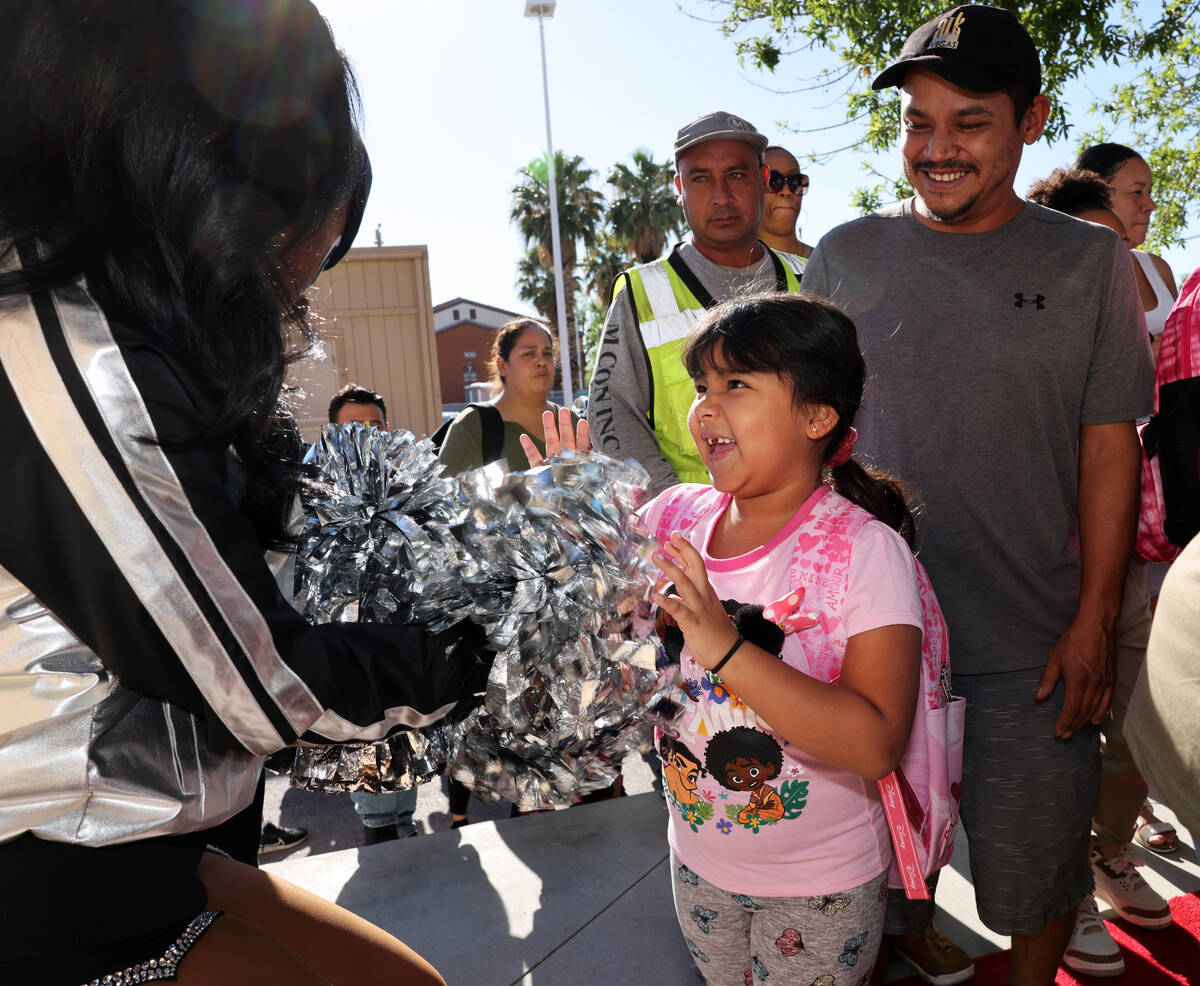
[871,4,1041,96]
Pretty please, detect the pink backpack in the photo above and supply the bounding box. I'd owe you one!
[1137,266,1200,562]
[654,486,965,899]
[867,562,965,900]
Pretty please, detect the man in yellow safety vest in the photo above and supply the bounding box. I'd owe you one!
[587,110,805,494]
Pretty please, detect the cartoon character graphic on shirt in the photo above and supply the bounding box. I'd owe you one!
[657,590,812,832]
[661,736,705,806]
[659,733,715,831]
[706,726,788,830]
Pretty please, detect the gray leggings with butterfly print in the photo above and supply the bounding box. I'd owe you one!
[670,852,887,986]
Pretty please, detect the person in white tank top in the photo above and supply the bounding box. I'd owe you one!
[1075,143,1178,356]
[1132,250,1176,339]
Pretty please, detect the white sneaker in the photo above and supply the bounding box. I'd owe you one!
[1062,894,1124,978]
[1092,843,1173,929]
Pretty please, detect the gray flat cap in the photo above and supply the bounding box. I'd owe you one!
[674,110,768,160]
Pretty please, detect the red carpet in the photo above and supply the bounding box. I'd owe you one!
[888,892,1200,985]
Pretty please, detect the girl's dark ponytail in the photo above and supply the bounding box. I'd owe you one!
[684,290,920,548]
[828,458,917,548]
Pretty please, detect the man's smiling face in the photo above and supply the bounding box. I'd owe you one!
[900,67,1046,233]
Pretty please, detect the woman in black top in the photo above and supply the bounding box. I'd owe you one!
[0,3,482,982]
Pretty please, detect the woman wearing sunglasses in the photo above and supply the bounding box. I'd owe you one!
[758,146,813,261]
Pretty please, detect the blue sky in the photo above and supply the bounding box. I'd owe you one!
[319,0,1198,317]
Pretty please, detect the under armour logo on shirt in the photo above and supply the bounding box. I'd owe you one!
[1014,293,1046,310]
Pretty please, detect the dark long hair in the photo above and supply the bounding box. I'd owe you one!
[1073,143,1141,183]
[683,291,916,546]
[490,317,556,384]
[0,0,367,543]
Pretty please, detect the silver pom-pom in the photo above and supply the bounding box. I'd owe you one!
[449,452,674,809]
[290,426,677,808]
[295,424,472,631]
[290,424,476,794]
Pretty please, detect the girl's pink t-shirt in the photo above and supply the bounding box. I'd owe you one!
[641,483,923,897]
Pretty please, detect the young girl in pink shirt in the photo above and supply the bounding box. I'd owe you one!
[641,291,926,984]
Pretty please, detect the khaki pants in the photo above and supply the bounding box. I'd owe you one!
[1127,538,1200,843]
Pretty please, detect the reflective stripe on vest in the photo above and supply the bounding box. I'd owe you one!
[626,250,803,485]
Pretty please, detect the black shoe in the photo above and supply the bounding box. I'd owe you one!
[259,822,307,855]
[363,823,400,845]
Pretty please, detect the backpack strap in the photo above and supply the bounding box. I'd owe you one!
[780,490,935,899]
[764,245,793,291]
[663,243,796,307]
[879,772,930,899]
[476,404,505,465]
[664,245,716,310]
[784,490,872,637]
[432,403,506,465]
[430,416,454,451]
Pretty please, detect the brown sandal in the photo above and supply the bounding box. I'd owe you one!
[1134,802,1179,854]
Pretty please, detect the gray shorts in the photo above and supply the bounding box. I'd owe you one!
[957,667,1100,936]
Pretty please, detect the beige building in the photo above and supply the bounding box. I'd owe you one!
[288,245,441,442]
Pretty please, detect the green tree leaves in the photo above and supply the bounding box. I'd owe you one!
[511,152,605,390]
[709,0,1199,246]
[1082,16,1199,251]
[606,149,686,264]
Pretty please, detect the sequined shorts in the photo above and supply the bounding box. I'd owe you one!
[81,911,221,985]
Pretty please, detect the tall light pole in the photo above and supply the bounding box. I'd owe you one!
[524,1,574,405]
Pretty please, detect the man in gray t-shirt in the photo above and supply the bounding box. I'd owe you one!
[807,200,1148,678]
[802,7,1152,986]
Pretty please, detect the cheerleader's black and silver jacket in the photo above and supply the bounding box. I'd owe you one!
[0,247,481,853]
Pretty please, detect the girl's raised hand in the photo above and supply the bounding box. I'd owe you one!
[652,531,739,671]
[519,407,591,468]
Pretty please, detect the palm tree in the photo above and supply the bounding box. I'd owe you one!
[510,152,604,391]
[516,246,579,393]
[516,245,579,325]
[582,233,628,311]
[577,294,607,385]
[606,149,686,264]
[515,246,557,323]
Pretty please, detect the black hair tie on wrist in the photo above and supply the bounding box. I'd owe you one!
[710,635,745,677]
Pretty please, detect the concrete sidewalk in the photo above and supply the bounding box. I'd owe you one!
[263,782,1200,985]
[266,792,693,985]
